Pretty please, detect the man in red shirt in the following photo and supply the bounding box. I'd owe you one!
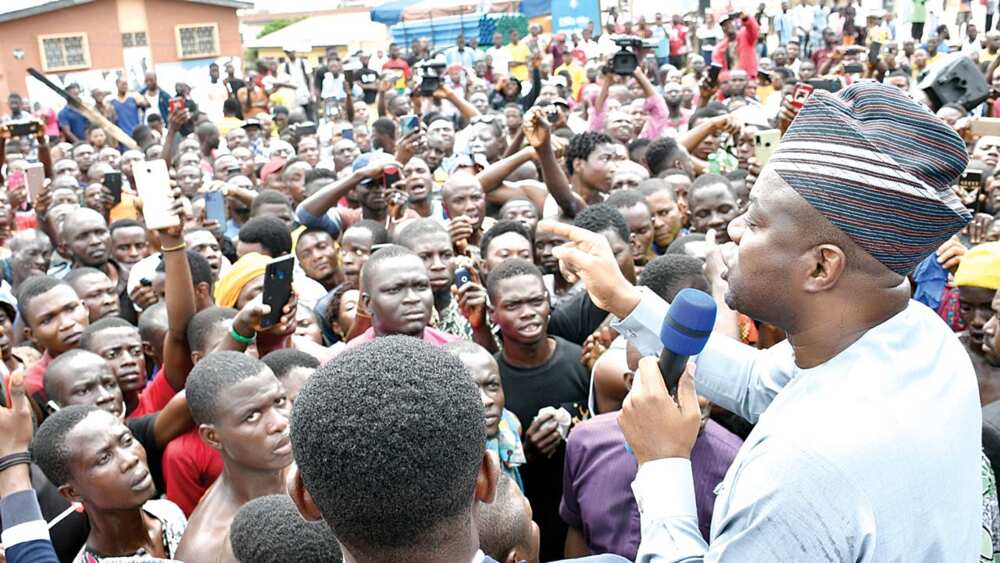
[668,14,690,69]
[712,11,760,78]
[381,42,412,80]
[345,245,460,350]
[79,317,175,418]
[17,275,90,407]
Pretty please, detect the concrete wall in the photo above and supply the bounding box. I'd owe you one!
[0,0,244,105]
[0,0,122,102]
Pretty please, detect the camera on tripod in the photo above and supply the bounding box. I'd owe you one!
[415,59,447,96]
[608,36,654,75]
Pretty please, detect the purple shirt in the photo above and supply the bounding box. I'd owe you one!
[560,413,742,560]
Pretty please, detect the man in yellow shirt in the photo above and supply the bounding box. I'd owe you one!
[507,29,532,82]
[555,51,587,99]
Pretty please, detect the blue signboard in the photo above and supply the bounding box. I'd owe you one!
[552,0,601,36]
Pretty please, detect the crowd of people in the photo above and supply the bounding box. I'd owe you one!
[0,3,996,562]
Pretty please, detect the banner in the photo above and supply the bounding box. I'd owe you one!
[552,0,600,36]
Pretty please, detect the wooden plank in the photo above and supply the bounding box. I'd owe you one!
[27,67,139,150]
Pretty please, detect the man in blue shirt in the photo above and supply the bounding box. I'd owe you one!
[110,77,147,137]
[446,34,478,68]
[56,83,89,143]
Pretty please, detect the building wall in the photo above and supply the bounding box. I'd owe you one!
[0,0,123,101]
[0,0,245,105]
[144,0,244,64]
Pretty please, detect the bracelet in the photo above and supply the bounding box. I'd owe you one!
[0,452,31,473]
[160,242,187,253]
[229,326,255,345]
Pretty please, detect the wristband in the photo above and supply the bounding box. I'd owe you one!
[0,452,31,473]
[161,242,187,253]
[229,326,255,345]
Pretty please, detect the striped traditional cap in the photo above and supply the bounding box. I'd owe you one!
[769,82,972,275]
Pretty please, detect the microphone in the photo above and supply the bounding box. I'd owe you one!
[659,288,717,394]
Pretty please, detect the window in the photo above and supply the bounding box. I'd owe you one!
[38,33,91,72]
[122,31,148,48]
[175,23,219,59]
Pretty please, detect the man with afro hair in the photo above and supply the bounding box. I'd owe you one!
[288,335,627,563]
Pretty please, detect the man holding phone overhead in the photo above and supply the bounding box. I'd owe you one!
[712,12,760,79]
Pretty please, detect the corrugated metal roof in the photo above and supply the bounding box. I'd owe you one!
[0,0,252,23]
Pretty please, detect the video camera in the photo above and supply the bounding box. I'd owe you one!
[608,36,655,76]
[414,59,447,96]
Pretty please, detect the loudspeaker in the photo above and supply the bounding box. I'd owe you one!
[918,53,990,112]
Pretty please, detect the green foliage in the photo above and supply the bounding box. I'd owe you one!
[257,17,304,39]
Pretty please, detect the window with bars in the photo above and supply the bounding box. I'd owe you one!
[38,33,91,72]
[122,31,148,48]
[175,23,219,59]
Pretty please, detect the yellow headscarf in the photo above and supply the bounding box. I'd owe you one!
[955,242,1000,290]
[214,252,270,308]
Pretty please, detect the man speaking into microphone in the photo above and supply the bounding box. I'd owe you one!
[538,82,981,561]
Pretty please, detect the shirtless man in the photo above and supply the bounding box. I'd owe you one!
[174,352,292,562]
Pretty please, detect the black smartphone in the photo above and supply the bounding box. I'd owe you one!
[296,122,317,136]
[103,171,123,205]
[261,255,295,328]
[707,63,723,87]
[960,169,984,212]
[454,267,472,288]
[7,120,38,138]
[382,164,401,190]
[843,62,864,74]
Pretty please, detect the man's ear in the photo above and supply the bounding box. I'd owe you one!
[475,450,500,504]
[58,483,82,505]
[56,242,70,261]
[198,423,223,452]
[623,369,635,392]
[803,244,846,293]
[23,325,35,348]
[287,463,324,522]
[361,291,371,311]
[190,351,203,365]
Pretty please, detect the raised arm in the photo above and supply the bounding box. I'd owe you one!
[524,107,585,218]
[589,73,612,132]
[0,373,60,563]
[158,193,196,392]
[160,107,190,172]
[298,161,388,220]
[435,85,481,121]
[152,392,192,449]
[678,114,740,155]
[519,61,543,110]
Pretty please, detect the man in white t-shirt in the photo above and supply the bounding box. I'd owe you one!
[487,32,511,76]
[194,62,230,122]
[277,45,314,119]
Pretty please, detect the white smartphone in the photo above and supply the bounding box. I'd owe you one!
[23,162,45,204]
[753,129,781,167]
[133,159,180,230]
